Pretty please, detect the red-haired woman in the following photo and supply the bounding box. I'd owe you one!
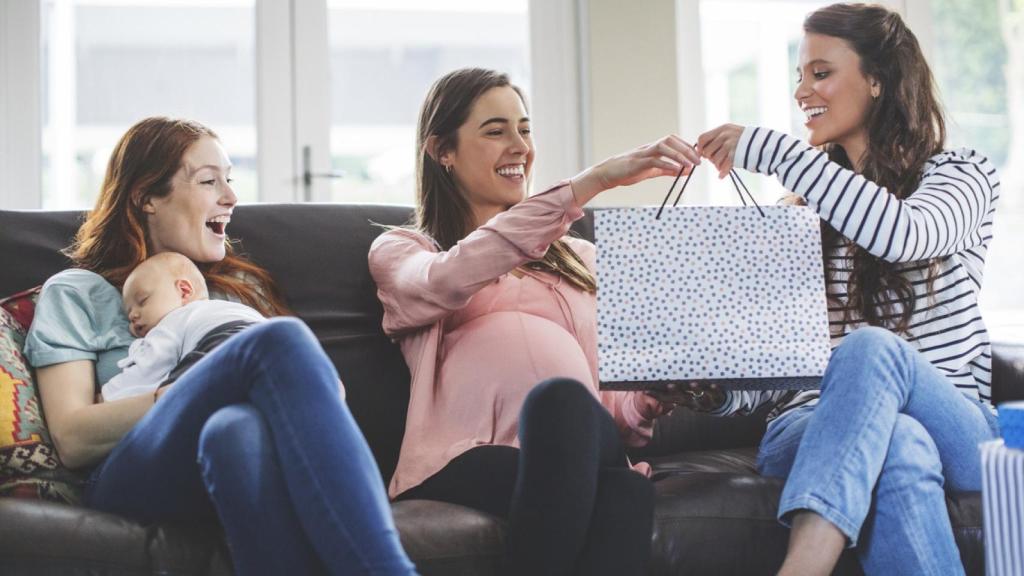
[696,4,999,574]
[25,117,417,576]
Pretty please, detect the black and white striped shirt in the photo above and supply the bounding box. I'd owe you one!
[710,127,1001,421]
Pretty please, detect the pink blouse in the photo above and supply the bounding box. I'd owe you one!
[369,183,655,499]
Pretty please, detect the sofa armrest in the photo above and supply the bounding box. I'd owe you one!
[993,341,1024,404]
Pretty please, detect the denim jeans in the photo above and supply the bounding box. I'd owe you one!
[757,326,998,575]
[85,318,417,576]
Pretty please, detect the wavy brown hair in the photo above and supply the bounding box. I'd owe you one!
[65,117,289,317]
[804,3,945,334]
[416,68,595,292]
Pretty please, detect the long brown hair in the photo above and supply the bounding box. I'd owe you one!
[65,117,289,317]
[416,68,596,293]
[804,3,945,334]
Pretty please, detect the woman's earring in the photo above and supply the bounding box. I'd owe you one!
[445,164,453,175]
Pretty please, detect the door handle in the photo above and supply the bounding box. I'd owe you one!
[301,145,345,201]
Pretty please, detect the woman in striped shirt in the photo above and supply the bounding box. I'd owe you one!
[695,4,1000,575]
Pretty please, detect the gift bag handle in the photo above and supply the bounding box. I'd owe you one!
[655,163,765,220]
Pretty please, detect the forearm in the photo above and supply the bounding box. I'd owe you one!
[52,396,153,469]
[735,127,997,262]
[602,391,656,448]
[707,389,790,417]
[37,361,154,469]
[569,166,609,207]
[371,184,584,333]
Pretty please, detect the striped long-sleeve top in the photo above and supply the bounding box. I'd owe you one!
[709,126,1001,422]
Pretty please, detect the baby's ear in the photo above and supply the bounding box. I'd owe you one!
[176,279,195,302]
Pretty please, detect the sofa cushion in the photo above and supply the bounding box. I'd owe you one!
[0,288,84,503]
[993,341,1024,403]
[647,452,984,575]
[0,497,232,576]
[393,499,505,576]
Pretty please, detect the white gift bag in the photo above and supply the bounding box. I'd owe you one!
[596,205,831,390]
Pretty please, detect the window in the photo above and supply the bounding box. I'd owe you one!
[694,0,1024,335]
[929,0,1024,334]
[698,0,829,205]
[324,0,530,204]
[40,0,258,208]
[23,0,537,208]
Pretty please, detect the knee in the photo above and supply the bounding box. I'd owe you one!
[524,377,598,430]
[882,416,943,483]
[835,326,903,359]
[199,404,272,464]
[247,317,317,355]
[241,318,336,385]
[522,378,594,421]
[824,327,909,394]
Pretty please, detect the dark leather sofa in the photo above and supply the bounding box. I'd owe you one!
[2,203,1022,575]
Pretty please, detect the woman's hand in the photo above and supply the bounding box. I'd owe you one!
[570,135,701,206]
[697,124,745,179]
[645,382,725,413]
[632,390,677,421]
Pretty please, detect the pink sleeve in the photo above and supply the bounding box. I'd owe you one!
[564,237,658,447]
[369,183,584,336]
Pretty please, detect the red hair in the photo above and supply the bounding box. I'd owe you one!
[65,117,289,317]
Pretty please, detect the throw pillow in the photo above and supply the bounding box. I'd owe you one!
[0,287,84,504]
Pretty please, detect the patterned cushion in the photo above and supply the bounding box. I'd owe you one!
[0,287,83,504]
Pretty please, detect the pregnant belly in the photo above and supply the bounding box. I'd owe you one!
[438,311,594,443]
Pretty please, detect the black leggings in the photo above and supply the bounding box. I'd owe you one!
[397,378,654,576]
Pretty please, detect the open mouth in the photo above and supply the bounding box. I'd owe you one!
[205,215,230,236]
[804,106,828,123]
[496,164,525,180]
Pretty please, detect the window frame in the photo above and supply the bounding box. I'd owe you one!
[0,0,581,207]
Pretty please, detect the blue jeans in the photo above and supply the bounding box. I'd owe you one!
[757,327,998,575]
[85,318,417,576]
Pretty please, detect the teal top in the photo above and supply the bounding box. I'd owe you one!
[24,269,133,391]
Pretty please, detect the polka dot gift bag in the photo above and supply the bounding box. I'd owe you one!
[596,203,831,391]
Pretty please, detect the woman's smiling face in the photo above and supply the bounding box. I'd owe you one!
[143,136,237,263]
[440,85,534,225]
[794,32,877,152]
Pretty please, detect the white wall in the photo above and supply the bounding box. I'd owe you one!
[585,0,684,206]
[0,0,42,210]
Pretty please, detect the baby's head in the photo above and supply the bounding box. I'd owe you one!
[123,252,209,337]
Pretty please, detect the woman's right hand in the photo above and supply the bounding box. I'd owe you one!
[570,135,701,206]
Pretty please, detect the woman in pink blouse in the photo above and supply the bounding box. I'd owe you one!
[369,68,702,575]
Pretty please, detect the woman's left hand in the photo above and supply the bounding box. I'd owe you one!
[644,382,726,413]
[633,391,672,421]
[697,124,745,179]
